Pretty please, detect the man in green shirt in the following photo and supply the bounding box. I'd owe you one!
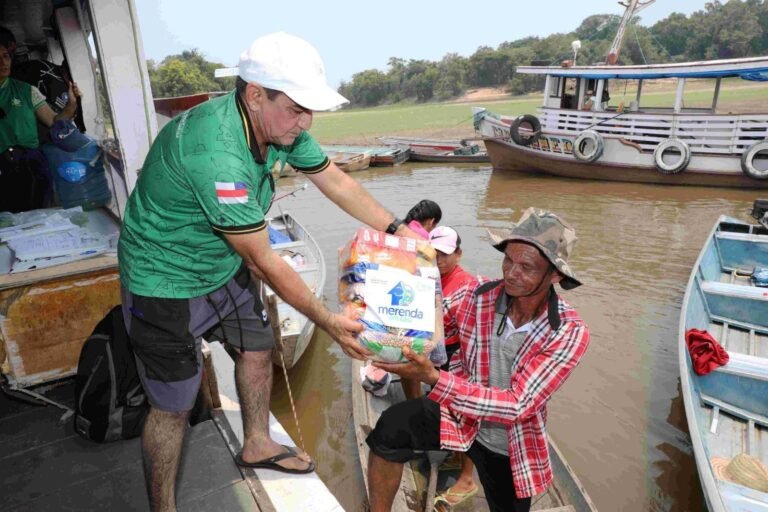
[118,32,417,511]
[0,34,80,212]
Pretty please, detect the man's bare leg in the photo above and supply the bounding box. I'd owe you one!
[400,376,422,400]
[142,407,189,512]
[442,454,478,504]
[368,452,405,512]
[235,350,311,470]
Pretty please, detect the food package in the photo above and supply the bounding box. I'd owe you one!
[339,227,446,364]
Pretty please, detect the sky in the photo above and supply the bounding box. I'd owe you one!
[134,0,708,88]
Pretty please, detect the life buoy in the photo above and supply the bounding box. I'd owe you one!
[573,130,604,162]
[510,115,541,146]
[741,140,768,180]
[653,139,691,174]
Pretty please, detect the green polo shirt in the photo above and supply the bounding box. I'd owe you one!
[118,90,329,298]
[0,78,47,153]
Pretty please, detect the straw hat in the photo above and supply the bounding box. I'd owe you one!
[711,454,768,493]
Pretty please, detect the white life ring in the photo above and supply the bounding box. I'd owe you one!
[654,139,691,175]
[741,140,768,180]
[573,130,604,163]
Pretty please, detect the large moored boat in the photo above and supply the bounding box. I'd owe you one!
[474,0,768,188]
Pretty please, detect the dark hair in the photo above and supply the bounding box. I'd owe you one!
[235,77,280,100]
[404,199,442,225]
[0,26,15,48]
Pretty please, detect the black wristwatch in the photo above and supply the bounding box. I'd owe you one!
[385,218,404,234]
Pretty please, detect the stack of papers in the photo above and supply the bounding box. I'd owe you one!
[0,207,118,274]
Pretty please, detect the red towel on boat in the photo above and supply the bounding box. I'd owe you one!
[685,328,730,376]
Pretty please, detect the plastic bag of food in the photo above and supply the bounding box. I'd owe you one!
[339,227,446,364]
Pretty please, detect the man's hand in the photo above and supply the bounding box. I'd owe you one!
[322,310,369,360]
[58,81,81,121]
[372,346,440,385]
[395,223,424,240]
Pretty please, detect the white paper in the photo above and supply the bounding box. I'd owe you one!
[8,228,111,261]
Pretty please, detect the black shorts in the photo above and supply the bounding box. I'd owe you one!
[121,266,273,412]
[366,397,532,512]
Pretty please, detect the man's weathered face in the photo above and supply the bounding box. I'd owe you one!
[258,89,313,146]
[501,241,560,297]
[436,249,460,277]
[0,46,11,80]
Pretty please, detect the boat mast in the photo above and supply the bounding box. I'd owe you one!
[606,0,655,64]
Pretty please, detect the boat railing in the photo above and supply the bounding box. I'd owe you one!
[538,108,768,155]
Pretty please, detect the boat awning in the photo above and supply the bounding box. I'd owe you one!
[517,56,768,81]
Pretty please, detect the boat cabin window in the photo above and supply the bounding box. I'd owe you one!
[560,78,580,109]
[549,77,562,98]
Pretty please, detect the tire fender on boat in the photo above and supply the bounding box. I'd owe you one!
[573,130,604,163]
[741,140,768,180]
[510,115,541,146]
[653,138,691,175]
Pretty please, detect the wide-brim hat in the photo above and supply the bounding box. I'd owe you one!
[488,207,582,290]
[238,32,348,112]
[711,455,768,493]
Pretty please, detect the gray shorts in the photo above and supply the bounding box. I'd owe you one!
[121,265,274,412]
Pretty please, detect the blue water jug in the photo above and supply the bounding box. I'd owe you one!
[41,138,112,210]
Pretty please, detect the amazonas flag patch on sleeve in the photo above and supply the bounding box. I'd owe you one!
[215,181,249,204]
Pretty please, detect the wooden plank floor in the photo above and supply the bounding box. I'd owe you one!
[0,381,264,511]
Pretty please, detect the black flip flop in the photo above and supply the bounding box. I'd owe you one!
[235,444,315,474]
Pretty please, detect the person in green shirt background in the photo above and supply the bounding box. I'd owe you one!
[118,31,419,511]
[0,28,80,212]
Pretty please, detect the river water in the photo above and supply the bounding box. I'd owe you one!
[268,163,759,511]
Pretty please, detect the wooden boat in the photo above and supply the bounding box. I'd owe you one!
[474,0,768,189]
[407,151,490,164]
[263,211,326,369]
[378,136,490,163]
[351,359,598,511]
[322,144,410,166]
[321,148,372,172]
[679,206,768,511]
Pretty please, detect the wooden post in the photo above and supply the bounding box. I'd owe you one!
[712,77,722,113]
[595,80,606,112]
[674,78,686,113]
[542,76,551,107]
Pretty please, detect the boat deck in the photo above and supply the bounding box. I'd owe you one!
[0,381,270,511]
[703,269,768,463]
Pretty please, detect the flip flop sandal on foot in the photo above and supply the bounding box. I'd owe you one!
[235,444,315,474]
[434,485,479,509]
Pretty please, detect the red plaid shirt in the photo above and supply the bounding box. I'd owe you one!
[427,279,590,498]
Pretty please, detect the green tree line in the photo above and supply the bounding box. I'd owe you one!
[148,0,768,105]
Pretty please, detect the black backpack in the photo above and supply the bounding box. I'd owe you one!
[74,306,148,442]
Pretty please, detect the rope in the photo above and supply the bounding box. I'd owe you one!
[633,25,648,65]
[274,335,306,453]
[647,30,675,61]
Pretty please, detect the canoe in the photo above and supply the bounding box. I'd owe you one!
[679,210,768,511]
[351,359,598,511]
[324,149,372,172]
[408,151,490,164]
[263,211,326,369]
[377,136,489,163]
[322,144,410,166]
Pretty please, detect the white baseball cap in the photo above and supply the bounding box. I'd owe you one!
[238,32,349,111]
[429,226,460,255]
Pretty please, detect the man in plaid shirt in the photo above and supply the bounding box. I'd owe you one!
[367,208,590,512]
